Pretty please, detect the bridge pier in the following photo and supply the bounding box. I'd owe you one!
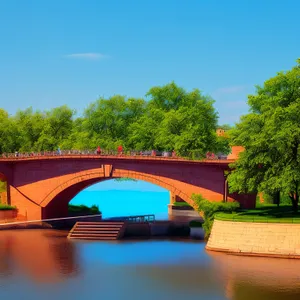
[9,185,43,220]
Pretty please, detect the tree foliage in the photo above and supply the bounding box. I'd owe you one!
[0,82,227,157]
[228,59,300,210]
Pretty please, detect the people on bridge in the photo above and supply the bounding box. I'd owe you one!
[57,147,61,155]
[117,145,123,155]
[96,146,101,155]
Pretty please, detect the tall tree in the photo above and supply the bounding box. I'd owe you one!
[35,105,75,151]
[228,59,300,211]
[127,108,164,150]
[14,108,45,151]
[0,109,19,153]
[83,95,146,149]
[146,82,219,155]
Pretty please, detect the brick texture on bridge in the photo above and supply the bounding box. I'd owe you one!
[0,156,256,220]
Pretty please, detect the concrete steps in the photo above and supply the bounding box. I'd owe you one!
[68,221,126,241]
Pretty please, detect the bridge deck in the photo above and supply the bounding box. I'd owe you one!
[0,154,235,164]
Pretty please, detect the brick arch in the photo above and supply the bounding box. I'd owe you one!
[40,170,195,219]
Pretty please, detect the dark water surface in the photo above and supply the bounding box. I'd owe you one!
[1,230,300,300]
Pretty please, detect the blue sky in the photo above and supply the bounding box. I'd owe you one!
[0,0,299,125]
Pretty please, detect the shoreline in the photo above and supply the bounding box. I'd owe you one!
[0,217,205,240]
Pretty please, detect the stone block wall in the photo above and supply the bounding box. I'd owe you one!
[206,220,300,258]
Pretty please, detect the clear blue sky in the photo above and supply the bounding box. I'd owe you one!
[0,0,299,124]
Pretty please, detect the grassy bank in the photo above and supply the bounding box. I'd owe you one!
[215,204,300,223]
[68,204,100,214]
[173,201,191,207]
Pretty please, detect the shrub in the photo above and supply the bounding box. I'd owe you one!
[192,194,240,239]
[0,204,17,210]
[114,177,138,182]
[68,204,100,214]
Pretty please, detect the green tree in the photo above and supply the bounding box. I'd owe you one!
[83,96,146,149]
[228,59,300,211]
[0,109,19,153]
[218,124,232,131]
[127,108,164,150]
[35,105,75,151]
[146,82,219,155]
[14,108,45,151]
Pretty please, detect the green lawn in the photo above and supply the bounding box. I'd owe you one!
[215,204,300,223]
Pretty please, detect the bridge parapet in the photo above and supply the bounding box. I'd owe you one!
[0,149,235,164]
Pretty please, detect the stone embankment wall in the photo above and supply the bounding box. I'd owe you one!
[206,220,300,258]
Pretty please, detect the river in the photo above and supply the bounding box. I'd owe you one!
[1,230,300,300]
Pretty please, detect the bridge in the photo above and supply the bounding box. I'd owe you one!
[0,147,256,221]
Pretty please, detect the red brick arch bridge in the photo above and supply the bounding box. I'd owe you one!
[0,153,256,221]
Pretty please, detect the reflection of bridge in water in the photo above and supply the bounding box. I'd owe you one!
[0,230,79,282]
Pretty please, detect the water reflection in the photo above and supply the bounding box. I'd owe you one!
[1,230,300,299]
[0,230,79,282]
[208,251,300,300]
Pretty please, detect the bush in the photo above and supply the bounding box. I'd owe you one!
[68,204,100,214]
[192,194,240,239]
[0,204,17,210]
[114,177,138,182]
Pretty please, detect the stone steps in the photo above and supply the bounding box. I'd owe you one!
[68,221,126,241]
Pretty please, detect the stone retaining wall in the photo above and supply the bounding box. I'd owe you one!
[206,219,300,258]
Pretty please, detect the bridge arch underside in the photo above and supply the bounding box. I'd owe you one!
[41,171,198,220]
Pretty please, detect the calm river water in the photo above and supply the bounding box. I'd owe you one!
[1,230,300,300]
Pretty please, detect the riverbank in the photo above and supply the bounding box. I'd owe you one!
[0,216,204,240]
[206,219,300,258]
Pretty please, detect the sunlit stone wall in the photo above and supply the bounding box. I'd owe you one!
[207,219,300,258]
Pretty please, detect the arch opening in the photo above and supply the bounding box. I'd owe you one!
[41,171,197,220]
[70,179,170,219]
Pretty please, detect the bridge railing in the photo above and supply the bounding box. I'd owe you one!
[0,149,230,161]
[107,214,156,223]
